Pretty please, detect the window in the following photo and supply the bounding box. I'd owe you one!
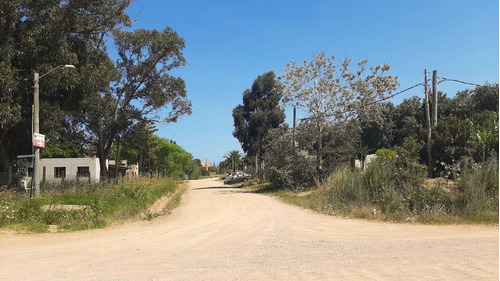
[77,166,90,177]
[54,167,66,178]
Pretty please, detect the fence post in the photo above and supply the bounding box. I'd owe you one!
[8,166,12,186]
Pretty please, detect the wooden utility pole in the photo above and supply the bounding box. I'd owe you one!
[432,70,438,127]
[424,70,433,178]
[33,72,40,197]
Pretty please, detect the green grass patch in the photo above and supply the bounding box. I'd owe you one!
[0,178,179,233]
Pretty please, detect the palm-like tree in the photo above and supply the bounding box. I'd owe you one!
[224,150,243,173]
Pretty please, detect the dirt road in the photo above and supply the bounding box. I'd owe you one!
[1,178,498,280]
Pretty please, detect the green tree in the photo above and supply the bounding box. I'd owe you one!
[392,96,425,147]
[75,27,192,176]
[0,0,131,170]
[41,143,83,158]
[472,84,499,112]
[113,120,157,174]
[433,115,476,168]
[223,150,243,174]
[232,71,285,178]
[264,126,316,189]
[146,136,196,179]
[359,102,395,153]
[280,52,399,182]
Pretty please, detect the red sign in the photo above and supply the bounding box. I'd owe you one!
[33,133,45,148]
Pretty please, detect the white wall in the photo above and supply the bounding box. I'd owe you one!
[40,158,100,183]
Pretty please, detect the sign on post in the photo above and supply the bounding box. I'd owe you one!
[33,133,45,148]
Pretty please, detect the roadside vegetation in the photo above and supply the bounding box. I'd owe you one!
[117,134,206,180]
[0,178,180,233]
[227,52,498,225]
[0,2,193,174]
[256,156,498,224]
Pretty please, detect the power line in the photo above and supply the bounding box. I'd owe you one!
[300,81,426,121]
[351,82,425,111]
[299,75,485,122]
[438,77,482,87]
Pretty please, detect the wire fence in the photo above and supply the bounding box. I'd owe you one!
[0,171,22,188]
[0,168,141,192]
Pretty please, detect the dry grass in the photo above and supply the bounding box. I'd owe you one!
[253,159,498,225]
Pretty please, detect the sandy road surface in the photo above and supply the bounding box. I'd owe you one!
[0,178,498,280]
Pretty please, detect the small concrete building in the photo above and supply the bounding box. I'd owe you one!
[127,164,139,178]
[40,157,101,183]
[338,158,362,171]
[337,154,377,171]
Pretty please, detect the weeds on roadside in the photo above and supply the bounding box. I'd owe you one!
[264,157,498,224]
[0,178,178,232]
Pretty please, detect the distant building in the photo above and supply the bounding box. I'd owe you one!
[338,154,377,171]
[363,154,377,170]
[338,158,362,171]
[40,157,101,183]
[40,158,140,183]
[127,164,139,178]
[201,162,214,169]
[106,160,132,178]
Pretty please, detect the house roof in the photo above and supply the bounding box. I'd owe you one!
[107,164,129,170]
[201,162,214,168]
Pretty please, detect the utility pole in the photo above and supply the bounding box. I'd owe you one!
[432,70,438,127]
[424,70,433,178]
[32,65,75,196]
[33,72,40,197]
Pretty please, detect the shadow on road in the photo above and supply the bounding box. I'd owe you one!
[192,185,240,190]
[191,185,253,194]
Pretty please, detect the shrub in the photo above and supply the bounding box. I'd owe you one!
[327,170,367,205]
[266,155,316,190]
[455,158,499,218]
[404,187,447,216]
[313,155,498,223]
[375,149,397,160]
[264,127,316,190]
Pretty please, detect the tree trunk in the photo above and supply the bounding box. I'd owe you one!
[316,124,323,184]
[97,149,107,180]
[255,155,258,179]
[114,138,120,184]
[139,152,143,175]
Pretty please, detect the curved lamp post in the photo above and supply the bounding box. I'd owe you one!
[33,65,75,197]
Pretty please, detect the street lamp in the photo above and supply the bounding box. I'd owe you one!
[33,64,75,197]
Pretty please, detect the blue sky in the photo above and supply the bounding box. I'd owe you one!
[125,0,498,164]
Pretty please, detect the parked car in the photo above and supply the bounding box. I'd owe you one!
[224,172,252,185]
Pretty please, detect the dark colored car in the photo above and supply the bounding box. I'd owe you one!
[224,172,252,185]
